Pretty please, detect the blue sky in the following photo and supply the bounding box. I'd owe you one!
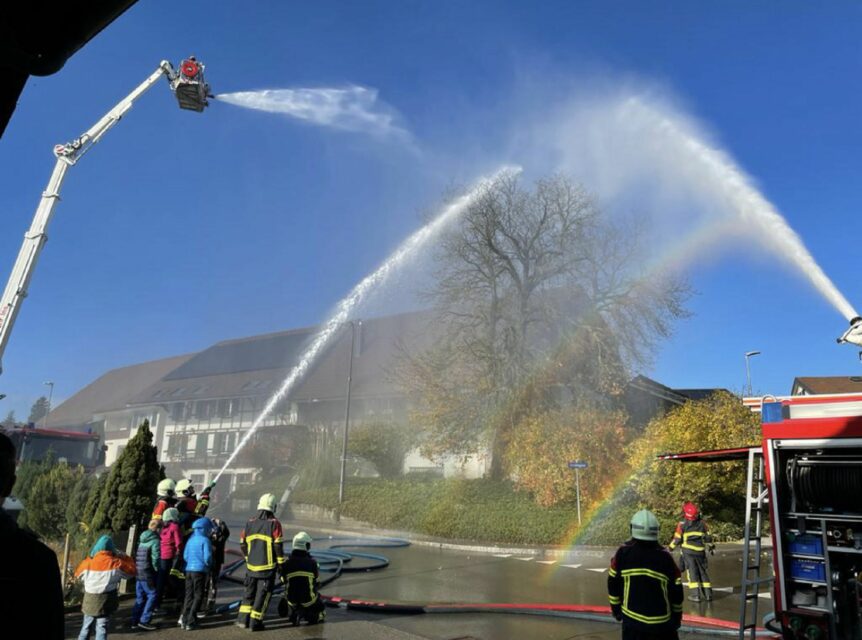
[2,2,862,417]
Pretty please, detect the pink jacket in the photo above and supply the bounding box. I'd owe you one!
[160,521,183,560]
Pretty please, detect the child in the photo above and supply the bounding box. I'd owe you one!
[156,507,183,611]
[75,534,136,640]
[180,517,213,630]
[130,520,161,631]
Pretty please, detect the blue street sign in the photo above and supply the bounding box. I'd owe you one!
[568,461,588,469]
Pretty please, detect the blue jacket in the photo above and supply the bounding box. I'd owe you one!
[135,530,160,581]
[183,517,213,573]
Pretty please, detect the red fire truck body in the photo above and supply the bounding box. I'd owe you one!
[761,393,862,639]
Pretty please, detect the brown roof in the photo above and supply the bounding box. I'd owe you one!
[792,376,862,395]
[46,353,195,429]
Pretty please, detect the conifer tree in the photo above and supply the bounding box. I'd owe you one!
[91,420,161,533]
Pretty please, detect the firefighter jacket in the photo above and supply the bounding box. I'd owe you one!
[283,548,320,607]
[240,510,285,578]
[151,496,175,521]
[195,487,211,517]
[210,519,230,567]
[177,495,199,533]
[668,516,712,557]
[608,539,683,634]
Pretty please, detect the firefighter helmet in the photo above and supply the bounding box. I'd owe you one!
[257,493,278,513]
[157,478,176,497]
[292,531,313,551]
[175,478,194,495]
[630,509,660,541]
[683,501,699,520]
[162,507,180,523]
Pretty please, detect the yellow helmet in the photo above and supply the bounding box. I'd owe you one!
[292,531,313,551]
[157,478,175,497]
[257,493,278,513]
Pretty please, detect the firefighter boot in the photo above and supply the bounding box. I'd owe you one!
[688,589,702,602]
[704,587,713,601]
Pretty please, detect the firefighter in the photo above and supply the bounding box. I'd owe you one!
[668,501,715,602]
[278,531,326,626]
[608,509,683,640]
[175,478,214,532]
[151,478,176,521]
[236,493,285,631]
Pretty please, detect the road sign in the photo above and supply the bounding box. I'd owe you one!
[568,461,588,469]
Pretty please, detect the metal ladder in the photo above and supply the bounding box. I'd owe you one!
[739,447,772,639]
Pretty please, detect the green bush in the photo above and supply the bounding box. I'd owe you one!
[293,476,745,546]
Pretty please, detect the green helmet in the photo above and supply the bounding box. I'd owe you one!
[257,493,278,513]
[157,478,175,497]
[292,531,313,551]
[630,509,660,541]
[162,507,180,523]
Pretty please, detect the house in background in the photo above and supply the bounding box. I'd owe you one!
[791,376,862,396]
[47,310,729,493]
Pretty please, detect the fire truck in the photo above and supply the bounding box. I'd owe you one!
[3,424,104,470]
[662,392,862,639]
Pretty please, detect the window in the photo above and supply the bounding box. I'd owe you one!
[168,435,185,456]
[171,403,185,422]
[171,387,188,397]
[235,473,253,486]
[218,399,237,418]
[190,473,205,486]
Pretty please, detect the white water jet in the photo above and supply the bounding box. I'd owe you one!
[215,86,411,141]
[621,97,857,321]
[545,92,857,322]
[213,164,521,483]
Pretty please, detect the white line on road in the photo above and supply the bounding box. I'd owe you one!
[513,557,534,562]
[535,560,556,565]
[561,564,583,569]
[585,567,607,573]
[492,554,512,558]
[713,587,734,593]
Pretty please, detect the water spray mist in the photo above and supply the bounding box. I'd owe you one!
[213,164,522,484]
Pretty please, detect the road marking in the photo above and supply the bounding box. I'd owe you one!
[561,564,582,569]
[492,554,512,558]
[758,592,772,599]
[713,587,734,593]
[535,560,556,565]
[513,557,534,562]
[586,567,607,573]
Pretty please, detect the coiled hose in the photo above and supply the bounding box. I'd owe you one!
[788,457,862,512]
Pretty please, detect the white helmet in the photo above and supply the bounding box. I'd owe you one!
[157,478,176,497]
[257,493,278,513]
[292,531,313,551]
[175,478,194,495]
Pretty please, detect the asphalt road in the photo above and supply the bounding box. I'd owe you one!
[64,520,772,639]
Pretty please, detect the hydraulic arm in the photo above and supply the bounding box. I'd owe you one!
[0,58,210,374]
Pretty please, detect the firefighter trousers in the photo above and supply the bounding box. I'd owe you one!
[681,552,712,596]
[622,625,679,640]
[237,574,275,628]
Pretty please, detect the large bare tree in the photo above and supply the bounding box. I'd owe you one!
[401,173,690,479]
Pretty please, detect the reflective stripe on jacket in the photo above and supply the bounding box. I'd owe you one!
[240,511,285,577]
[669,518,710,555]
[607,539,683,634]
[284,549,320,607]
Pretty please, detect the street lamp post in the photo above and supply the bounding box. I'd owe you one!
[43,381,54,428]
[744,351,761,397]
[338,321,359,507]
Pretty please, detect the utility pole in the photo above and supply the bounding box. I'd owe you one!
[43,380,54,428]
[338,321,359,507]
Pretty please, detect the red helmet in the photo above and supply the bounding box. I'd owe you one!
[683,502,699,520]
